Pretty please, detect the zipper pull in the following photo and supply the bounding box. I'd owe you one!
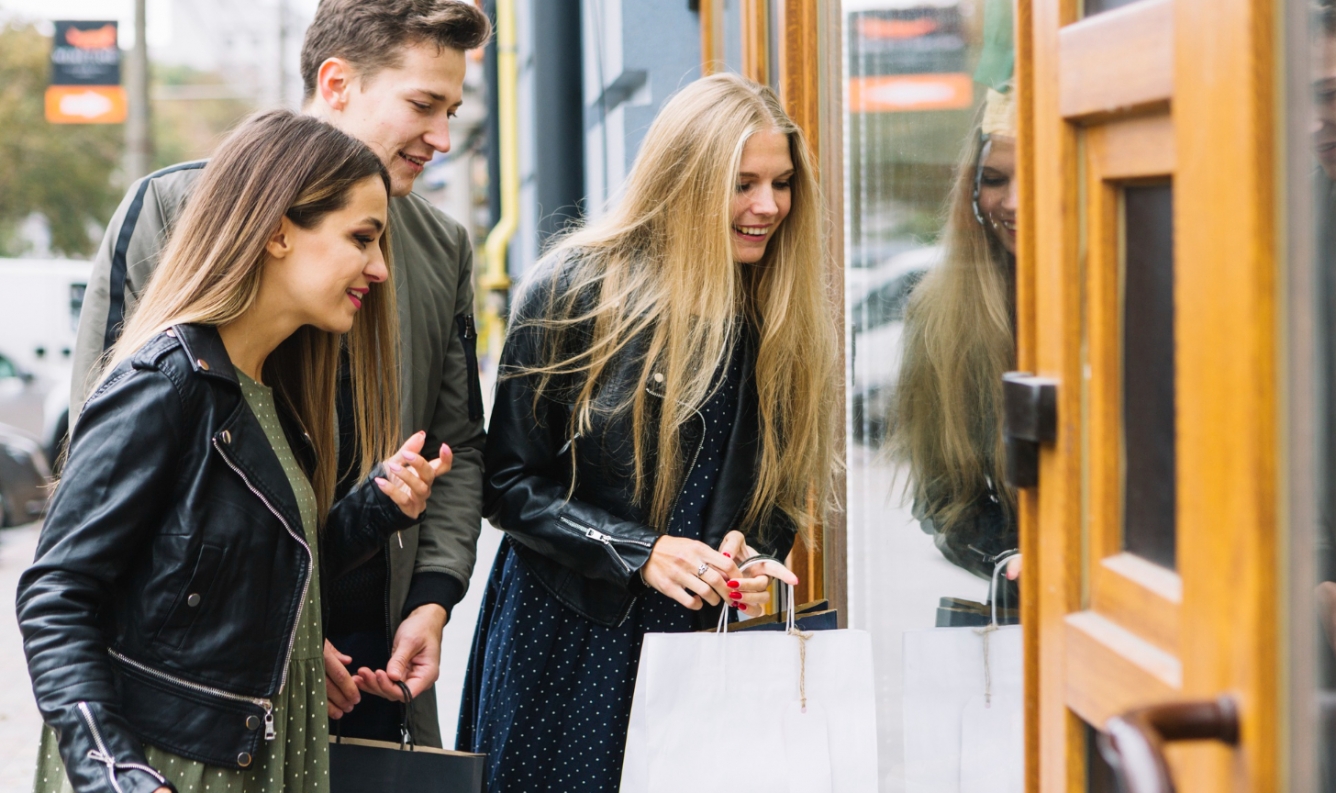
[583,527,608,543]
[263,703,276,741]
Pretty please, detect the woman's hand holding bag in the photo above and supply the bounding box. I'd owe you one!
[374,430,453,519]
[717,530,799,614]
[640,537,742,609]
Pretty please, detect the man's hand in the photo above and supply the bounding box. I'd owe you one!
[324,639,361,719]
[353,604,447,702]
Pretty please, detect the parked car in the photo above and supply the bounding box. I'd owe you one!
[848,245,940,447]
[0,424,50,527]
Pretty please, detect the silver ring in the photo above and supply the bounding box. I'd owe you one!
[696,562,710,577]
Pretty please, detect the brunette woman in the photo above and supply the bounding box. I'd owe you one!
[893,87,1022,591]
[19,110,449,793]
[456,73,839,791]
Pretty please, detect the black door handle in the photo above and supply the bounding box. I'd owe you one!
[1001,372,1058,487]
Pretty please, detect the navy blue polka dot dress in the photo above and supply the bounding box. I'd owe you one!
[457,349,746,792]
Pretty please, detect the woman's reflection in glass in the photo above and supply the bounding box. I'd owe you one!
[892,87,1020,614]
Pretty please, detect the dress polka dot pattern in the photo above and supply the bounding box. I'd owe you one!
[31,369,329,793]
[457,348,746,792]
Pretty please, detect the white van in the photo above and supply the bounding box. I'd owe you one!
[0,258,94,459]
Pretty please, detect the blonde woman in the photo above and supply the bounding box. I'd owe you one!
[457,73,838,790]
[893,88,1022,592]
[18,111,449,793]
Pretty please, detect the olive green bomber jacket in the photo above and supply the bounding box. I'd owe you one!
[70,161,487,747]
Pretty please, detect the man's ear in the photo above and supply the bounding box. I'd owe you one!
[265,218,294,260]
[317,57,356,111]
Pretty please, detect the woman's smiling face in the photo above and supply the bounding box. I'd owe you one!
[977,135,1018,255]
[264,176,390,335]
[731,129,794,264]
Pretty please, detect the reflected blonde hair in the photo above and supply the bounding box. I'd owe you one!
[104,110,401,523]
[893,126,1015,534]
[520,73,838,542]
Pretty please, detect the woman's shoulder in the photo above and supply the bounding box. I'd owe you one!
[511,248,594,320]
[85,326,212,413]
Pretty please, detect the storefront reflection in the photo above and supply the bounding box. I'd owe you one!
[843,1,1022,789]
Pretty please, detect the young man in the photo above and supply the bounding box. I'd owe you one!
[69,0,491,747]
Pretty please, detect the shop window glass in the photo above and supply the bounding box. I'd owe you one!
[844,0,1023,787]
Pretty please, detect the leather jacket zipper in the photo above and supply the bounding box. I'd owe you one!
[78,700,170,793]
[108,650,275,739]
[212,437,312,700]
[557,516,652,573]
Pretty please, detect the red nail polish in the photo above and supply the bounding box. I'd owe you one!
[729,591,742,600]
[738,604,747,611]
[722,552,731,558]
[727,580,739,588]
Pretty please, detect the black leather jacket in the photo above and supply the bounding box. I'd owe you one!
[17,324,414,793]
[484,259,796,628]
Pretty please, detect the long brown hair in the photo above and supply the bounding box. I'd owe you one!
[104,110,401,523]
[893,125,1016,535]
[515,73,839,543]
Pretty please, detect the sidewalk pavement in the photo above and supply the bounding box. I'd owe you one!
[0,522,43,793]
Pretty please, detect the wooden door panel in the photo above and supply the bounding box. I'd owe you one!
[1023,0,1280,790]
[1057,0,1173,119]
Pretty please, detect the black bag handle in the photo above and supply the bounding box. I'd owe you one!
[331,680,415,751]
[397,680,414,751]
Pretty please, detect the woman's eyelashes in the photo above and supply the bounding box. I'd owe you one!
[981,171,1010,188]
[353,232,376,248]
[735,179,792,194]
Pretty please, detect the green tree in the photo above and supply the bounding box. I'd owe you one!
[0,21,123,258]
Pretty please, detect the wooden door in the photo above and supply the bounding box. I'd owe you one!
[1020,0,1279,790]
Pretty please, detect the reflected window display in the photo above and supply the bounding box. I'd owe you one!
[844,0,1023,788]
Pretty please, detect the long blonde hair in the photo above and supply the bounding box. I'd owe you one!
[519,73,838,542]
[104,110,401,523]
[893,126,1016,535]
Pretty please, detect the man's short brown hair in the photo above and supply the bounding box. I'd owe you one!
[300,0,492,100]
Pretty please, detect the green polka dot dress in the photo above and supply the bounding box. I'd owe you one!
[33,369,330,793]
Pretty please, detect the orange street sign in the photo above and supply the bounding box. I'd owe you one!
[45,85,126,124]
[849,73,974,113]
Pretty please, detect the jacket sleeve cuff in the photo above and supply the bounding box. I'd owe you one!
[401,571,467,621]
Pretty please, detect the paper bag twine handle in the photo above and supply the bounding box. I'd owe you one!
[713,565,815,714]
[974,551,1020,706]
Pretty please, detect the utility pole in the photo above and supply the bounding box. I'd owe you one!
[124,0,152,181]
[276,0,288,108]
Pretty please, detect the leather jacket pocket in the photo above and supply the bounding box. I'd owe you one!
[156,544,226,649]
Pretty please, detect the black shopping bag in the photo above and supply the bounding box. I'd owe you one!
[328,736,484,792]
[328,680,484,792]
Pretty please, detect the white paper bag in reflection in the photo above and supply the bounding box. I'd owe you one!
[620,588,878,793]
[902,557,1024,793]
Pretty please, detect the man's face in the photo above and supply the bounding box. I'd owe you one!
[1313,32,1336,179]
[338,42,467,197]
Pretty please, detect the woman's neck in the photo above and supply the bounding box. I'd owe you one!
[218,303,301,384]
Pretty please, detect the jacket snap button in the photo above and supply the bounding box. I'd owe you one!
[221,429,232,445]
[237,752,252,768]
[164,328,176,338]
[652,372,664,383]
[187,593,201,607]
[245,715,260,730]
[197,358,210,371]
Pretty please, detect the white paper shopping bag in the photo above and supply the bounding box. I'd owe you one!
[902,555,1024,793]
[620,587,878,793]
